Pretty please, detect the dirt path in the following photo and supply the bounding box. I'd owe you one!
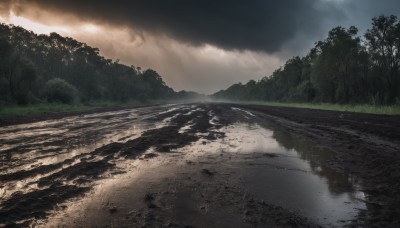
[0,103,399,227]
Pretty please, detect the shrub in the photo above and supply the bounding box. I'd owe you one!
[43,78,78,104]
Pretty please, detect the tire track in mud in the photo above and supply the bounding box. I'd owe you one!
[0,110,137,173]
[0,104,228,226]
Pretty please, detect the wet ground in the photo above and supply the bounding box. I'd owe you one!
[0,103,399,227]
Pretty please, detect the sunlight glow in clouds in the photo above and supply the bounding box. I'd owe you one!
[82,24,99,33]
[6,13,101,36]
[9,12,72,34]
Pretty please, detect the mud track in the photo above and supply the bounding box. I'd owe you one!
[0,103,399,227]
[232,103,400,227]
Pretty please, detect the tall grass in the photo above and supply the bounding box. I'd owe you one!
[238,101,400,115]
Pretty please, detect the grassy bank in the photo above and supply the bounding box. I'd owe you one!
[0,100,164,116]
[238,101,400,115]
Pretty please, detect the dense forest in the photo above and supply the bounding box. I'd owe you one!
[0,23,202,106]
[214,15,400,105]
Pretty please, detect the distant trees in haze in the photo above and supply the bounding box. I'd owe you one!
[214,15,400,105]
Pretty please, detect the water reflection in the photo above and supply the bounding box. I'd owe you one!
[227,121,365,226]
[231,106,363,196]
[271,124,361,195]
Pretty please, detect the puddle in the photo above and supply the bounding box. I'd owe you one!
[43,152,188,227]
[182,121,366,227]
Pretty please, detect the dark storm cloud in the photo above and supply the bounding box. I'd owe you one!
[19,0,344,53]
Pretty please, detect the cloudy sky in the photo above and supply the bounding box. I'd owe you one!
[0,0,399,94]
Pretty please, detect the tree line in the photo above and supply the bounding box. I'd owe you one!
[0,23,200,105]
[213,15,400,105]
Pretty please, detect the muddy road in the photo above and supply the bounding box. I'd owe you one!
[0,103,399,227]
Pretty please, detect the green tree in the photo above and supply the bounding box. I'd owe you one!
[43,78,78,104]
[365,15,400,104]
[311,26,367,103]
